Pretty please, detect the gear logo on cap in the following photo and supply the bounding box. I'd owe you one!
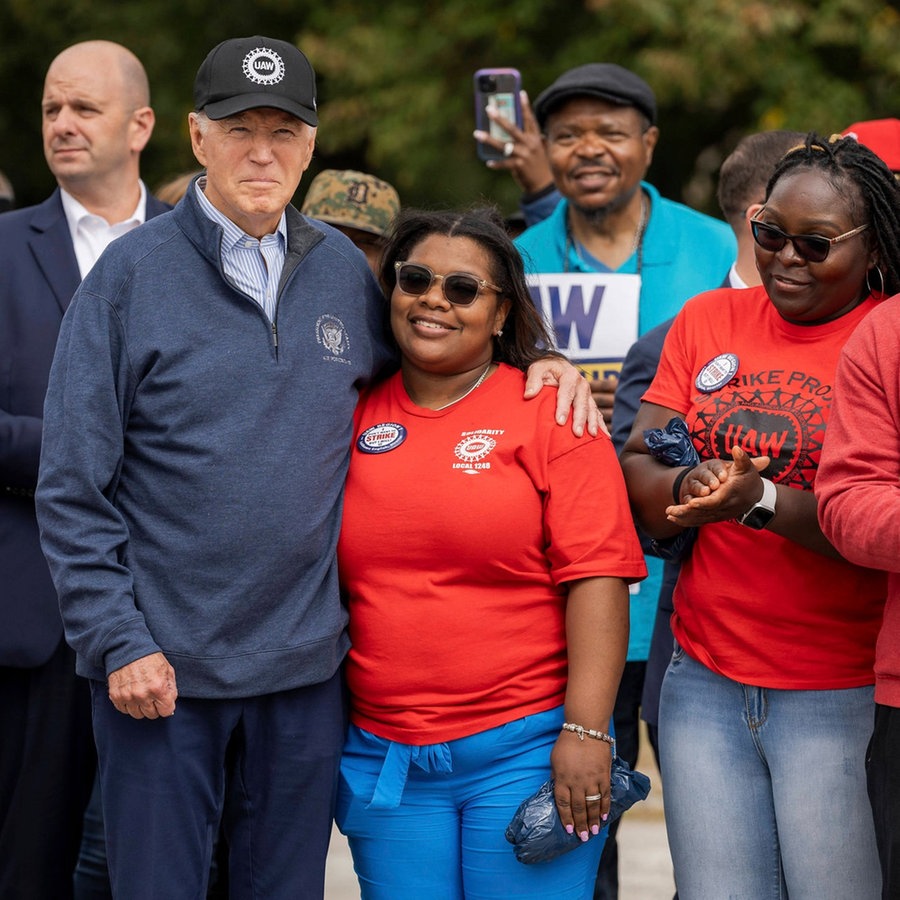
[242,47,286,85]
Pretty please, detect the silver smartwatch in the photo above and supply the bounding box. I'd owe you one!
[738,478,777,530]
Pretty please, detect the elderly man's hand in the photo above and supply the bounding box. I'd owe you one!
[108,652,177,719]
[524,357,605,437]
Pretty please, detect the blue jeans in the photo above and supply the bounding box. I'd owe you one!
[659,644,880,900]
[336,707,607,899]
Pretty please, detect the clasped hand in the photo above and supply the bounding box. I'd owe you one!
[666,445,770,527]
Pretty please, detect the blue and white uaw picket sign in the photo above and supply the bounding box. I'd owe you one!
[527,273,640,382]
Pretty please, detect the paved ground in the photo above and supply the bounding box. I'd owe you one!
[323,728,675,898]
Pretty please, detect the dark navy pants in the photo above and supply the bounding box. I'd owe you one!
[868,703,900,900]
[90,671,345,899]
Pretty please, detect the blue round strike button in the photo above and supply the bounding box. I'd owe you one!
[357,422,407,454]
[695,353,739,393]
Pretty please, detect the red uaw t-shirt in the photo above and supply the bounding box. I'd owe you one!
[644,286,885,689]
[338,364,646,744]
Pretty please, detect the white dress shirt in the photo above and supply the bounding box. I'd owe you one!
[60,182,148,279]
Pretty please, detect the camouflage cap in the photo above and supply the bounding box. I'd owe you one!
[300,169,400,237]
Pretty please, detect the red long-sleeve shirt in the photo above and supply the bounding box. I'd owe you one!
[817,296,900,706]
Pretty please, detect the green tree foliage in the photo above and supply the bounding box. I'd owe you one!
[1,0,897,214]
[0,0,316,206]
[298,0,900,214]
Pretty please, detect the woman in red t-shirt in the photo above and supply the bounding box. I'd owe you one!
[336,207,646,898]
[620,133,900,899]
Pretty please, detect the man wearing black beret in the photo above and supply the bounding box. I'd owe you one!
[514,61,736,900]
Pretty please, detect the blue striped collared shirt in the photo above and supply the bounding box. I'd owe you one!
[193,177,287,322]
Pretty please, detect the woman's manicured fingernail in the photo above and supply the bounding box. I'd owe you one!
[565,824,574,834]
[601,813,609,822]
[591,824,600,835]
[580,830,589,842]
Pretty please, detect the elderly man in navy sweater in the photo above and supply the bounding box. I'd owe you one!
[36,36,594,898]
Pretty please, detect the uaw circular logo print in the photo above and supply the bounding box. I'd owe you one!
[357,423,407,454]
[242,47,286,85]
[693,381,827,490]
[695,353,739,393]
[454,433,497,466]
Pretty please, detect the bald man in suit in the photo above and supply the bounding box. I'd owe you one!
[0,40,170,898]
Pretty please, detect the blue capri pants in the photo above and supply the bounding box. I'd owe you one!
[336,706,607,899]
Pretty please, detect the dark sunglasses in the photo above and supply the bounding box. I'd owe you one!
[394,261,501,306]
[750,217,870,263]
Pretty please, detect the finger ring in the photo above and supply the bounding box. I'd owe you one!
[503,141,515,158]
[585,793,603,802]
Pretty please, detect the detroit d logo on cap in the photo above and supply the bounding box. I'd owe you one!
[242,47,286,85]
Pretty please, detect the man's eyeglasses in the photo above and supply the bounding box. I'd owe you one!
[750,216,870,264]
[394,261,501,307]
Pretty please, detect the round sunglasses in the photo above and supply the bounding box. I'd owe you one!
[394,261,501,306]
[750,216,870,263]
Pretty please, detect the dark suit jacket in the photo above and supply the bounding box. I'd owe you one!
[0,189,170,667]
[610,273,737,727]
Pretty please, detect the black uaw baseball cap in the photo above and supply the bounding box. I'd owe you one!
[193,36,318,126]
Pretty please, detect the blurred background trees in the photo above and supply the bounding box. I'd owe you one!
[1,0,897,215]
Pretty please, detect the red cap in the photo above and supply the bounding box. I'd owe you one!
[842,119,900,171]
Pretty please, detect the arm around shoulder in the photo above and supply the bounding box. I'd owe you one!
[524,356,602,437]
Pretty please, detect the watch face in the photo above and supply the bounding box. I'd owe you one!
[741,506,775,530]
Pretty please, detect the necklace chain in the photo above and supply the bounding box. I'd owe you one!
[565,189,648,272]
[432,362,493,411]
[631,191,649,255]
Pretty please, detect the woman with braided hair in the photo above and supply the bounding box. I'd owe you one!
[620,132,900,899]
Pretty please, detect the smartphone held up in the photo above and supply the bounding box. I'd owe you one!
[474,68,523,162]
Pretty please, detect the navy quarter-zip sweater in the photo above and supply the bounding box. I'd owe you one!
[36,184,394,698]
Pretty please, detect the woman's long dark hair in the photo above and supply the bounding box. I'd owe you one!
[765,132,900,296]
[379,206,555,372]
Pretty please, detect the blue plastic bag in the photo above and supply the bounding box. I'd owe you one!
[505,757,651,865]
[643,417,700,563]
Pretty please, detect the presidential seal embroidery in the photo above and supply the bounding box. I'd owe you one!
[695,353,739,393]
[316,315,350,364]
[357,423,407,454]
